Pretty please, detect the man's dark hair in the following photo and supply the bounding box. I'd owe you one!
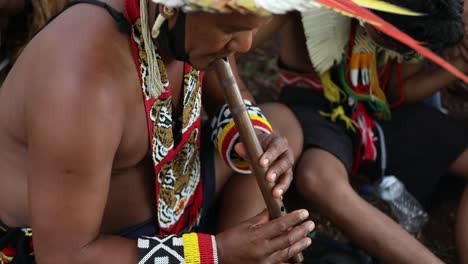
[374,0,464,52]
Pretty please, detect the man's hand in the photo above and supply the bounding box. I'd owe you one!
[216,209,314,264]
[234,132,295,198]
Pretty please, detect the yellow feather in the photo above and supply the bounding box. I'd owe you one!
[351,0,424,16]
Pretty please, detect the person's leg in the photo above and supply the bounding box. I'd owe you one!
[215,162,262,232]
[449,149,468,263]
[450,149,468,178]
[216,102,303,232]
[296,148,442,263]
[456,186,468,264]
[381,103,468,263]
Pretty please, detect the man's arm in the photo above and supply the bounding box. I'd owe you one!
[21,7,145,261]
[26,40,137,264]
[386,29,468,104]
[386,56,467,104]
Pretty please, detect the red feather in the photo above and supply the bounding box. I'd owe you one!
[316,0,468,83]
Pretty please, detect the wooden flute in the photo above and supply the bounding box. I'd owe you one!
[214,58,304,263]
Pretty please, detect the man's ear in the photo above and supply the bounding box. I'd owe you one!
[158,5,179,30]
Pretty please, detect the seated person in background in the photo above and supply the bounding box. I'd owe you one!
[218,0,468,263]
[0,0,315,263]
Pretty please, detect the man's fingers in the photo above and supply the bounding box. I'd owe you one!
[234,142,250,162]
[272,169,293,198]
[259,135,289,168]
[268,220,314,253]
[270,237,312,263]
[266,151,294,182]
[257,133,275,167]
[257,210,309,238]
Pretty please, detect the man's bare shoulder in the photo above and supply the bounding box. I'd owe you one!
[7,3,139,145]
[18,2,135,101]
[13,2,137,117]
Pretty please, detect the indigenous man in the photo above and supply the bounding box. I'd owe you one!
[220,1,468,263]
[0,0,316,263]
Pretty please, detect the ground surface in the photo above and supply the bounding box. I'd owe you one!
[236,40,468,264]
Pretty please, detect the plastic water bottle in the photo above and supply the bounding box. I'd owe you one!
[376,176,429,233]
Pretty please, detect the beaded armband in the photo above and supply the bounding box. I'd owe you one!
[137,233,218,264]
[210,100,273,174]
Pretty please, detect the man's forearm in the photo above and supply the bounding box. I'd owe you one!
[35,235,137,264]
[391,59,466,103]
[37,233,218,264]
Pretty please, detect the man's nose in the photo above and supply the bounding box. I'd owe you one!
[228,31,253,54]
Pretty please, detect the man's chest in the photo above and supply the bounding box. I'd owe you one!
[112,101,150,171]
[110,78,187,172]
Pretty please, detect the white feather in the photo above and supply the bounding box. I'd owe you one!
[301,8,351,74]
[254,0,320,14]
[154,0,320,14]
[151,0,185,7]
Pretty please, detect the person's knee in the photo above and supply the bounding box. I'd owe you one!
[260,102,303,160]
[294,150,349,201]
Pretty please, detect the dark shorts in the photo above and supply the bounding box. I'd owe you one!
[280,86,468,207]
[280,86,357,170]
[198,122,217,233]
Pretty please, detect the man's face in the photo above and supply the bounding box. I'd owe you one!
[0,0,26,30]
[183,12,271,70]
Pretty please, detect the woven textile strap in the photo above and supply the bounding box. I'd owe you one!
[137,233,218,264]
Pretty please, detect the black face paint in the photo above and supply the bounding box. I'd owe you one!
[157,11,190,62]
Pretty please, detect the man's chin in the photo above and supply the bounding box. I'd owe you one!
[189,59,217,71]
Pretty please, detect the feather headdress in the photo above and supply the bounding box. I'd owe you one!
[152,0,467,82]
[152,0,320,15]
